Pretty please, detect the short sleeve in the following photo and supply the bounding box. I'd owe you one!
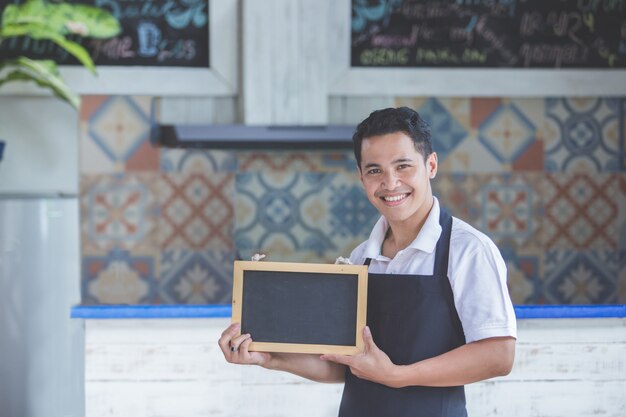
[448,227,517,344]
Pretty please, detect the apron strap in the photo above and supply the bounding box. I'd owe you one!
[433,209,453,277]
[433,208,465,342]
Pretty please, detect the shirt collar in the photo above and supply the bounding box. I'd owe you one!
[362,197,443,258]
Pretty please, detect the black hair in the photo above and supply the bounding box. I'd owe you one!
[352,107,432,169]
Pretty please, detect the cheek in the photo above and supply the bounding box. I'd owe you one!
[362,182,380,200]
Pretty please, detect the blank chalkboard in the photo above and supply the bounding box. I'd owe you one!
[351,0,626,68]
[232,261,368,355]
[0,0,209,68]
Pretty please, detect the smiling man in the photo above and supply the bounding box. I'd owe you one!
[219,107,517,417]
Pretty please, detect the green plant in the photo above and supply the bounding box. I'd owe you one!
[0,0,120,108]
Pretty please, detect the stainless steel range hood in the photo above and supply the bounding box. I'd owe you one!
[155,124,355,149]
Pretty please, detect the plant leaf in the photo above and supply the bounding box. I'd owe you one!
[58,3,121,39]
[0,57,80,108]
[0,23,96,74]
[1,0,120,39]
[1,1,50,29]
[47,33,96,74]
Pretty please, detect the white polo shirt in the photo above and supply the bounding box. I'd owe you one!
[349,198,517,344]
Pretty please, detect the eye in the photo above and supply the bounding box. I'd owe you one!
[366,168,381,175]
[398,164,411,170]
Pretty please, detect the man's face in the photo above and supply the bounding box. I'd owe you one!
[359,132,437,226]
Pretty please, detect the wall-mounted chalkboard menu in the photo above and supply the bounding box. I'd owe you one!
[351,0,626,68]
[0,0,209,67]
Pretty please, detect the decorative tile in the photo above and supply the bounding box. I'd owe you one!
[544,98,620,172]
[321,151,358,172]
[77,94,626,307]
[394,98,429,114]
[433,173,482,225]
[500,244,545,305]
[622,99,626,171]
[82,248,158,305]
[161,148,237,173]
[508,99,546,172]
[235,172,377,260]
[436,173,542,248]
[80,96,158,174]
[80,95,108,122]
[543,173,618,249]
[506,98,545,131]
[80,173,160,252]
[158,172,234,251]
[417,98,469,163]
[620,175,626,250]
[396,97,470,129]
[478,103,537,165]
[511,139,544,171]
[617,250,626,304]
[437,137,503,173]
[478,173,543,248]
[159,249,236,304]
[438,98,543,174]
[470,98,502,129]
[544,250,618,304]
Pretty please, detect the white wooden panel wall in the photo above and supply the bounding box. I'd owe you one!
[84,317,626,417]
[242,0,328,125]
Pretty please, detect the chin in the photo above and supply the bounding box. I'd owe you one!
[379,208,412,224]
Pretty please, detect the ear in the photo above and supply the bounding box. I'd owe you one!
[427,152,438,179]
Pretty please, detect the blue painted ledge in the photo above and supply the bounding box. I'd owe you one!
[71,304,626,320]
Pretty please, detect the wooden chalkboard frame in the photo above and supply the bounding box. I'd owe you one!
[329,0,626,97]
[232,260,368,355]
[0,0,237,96]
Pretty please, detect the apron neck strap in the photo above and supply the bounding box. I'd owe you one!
[433,208,453,277]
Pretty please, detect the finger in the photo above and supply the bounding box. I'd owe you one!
[362,326,377,352]
[218,323,241,354]
[321,354,352,366]
[239,337,254,357]
[220,322,240,338]
[239,338,271,366]
[229,333,251,353]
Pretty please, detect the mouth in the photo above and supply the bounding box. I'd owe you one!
[379,193,410,205]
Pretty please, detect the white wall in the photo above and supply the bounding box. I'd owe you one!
[0,96,78,195]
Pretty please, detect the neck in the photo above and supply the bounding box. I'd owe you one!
[384,196,435,255]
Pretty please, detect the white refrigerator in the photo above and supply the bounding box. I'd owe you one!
[0,195,84,417]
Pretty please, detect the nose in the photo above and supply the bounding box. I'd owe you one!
[381,170,399,190]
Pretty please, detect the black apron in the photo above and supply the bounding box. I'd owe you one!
[338,209,467,417]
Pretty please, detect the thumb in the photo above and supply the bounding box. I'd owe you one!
[363,326,377,352]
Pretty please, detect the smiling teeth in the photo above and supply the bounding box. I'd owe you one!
[383,194,407,202]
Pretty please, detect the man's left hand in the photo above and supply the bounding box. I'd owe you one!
[321,326,402,388]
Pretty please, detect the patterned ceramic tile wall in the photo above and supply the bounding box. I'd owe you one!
[79,96,626,306]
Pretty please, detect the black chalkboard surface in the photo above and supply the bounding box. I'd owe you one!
[0,0,209,67]
[351,0,626,68]
[232,261,368,355]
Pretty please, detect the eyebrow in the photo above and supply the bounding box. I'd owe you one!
[363,158,414,170]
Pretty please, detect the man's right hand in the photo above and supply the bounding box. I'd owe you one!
[218,322,272,367]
